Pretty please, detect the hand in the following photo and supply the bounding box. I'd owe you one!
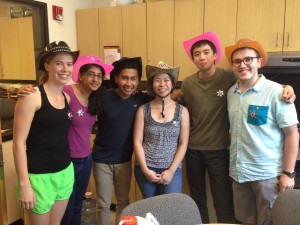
[19,186,36,210]
[158,169,174,186]
[281,85,296,103]
[278,174,295,192]
[17,85,36,98]
[144,169,161,183]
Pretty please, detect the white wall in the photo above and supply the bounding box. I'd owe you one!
[34,0,95,50]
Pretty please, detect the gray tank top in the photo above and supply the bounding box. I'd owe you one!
[141,102,183,169]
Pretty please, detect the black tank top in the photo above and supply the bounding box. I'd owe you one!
[26,85,71,173]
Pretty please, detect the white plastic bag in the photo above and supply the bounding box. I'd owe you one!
[119,213,160,225]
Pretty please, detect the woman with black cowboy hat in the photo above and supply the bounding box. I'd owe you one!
[133,61,190,198]
[13,41,79,225]
[17,54,114,225]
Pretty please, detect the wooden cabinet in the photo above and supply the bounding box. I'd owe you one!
[236,0,286,52]
[204,0,237,68]
[174,0,204,80]
[0,17,35,80]
[147,0,174,67]
[284,0,300,51]
[98,6,122,61]
[76,8,100,56]
[122,3,147,79]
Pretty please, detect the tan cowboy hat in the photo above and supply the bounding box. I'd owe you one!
[146,61,179,84]
[225,38,268,68]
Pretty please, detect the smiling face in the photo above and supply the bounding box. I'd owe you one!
[192,43,217,74]
[79,65,103,91]
[44,53,74,84]
[152,73,174,98]
[232,48,262,86]
[114,68,140,99]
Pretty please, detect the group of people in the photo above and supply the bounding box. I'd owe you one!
[12,31,298,225]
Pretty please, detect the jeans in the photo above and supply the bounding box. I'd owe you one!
[93,161,132,225]
[61,155,92,225]
[185,149,235,224]
[134,165,182,198]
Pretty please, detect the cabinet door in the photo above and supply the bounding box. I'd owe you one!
[98,6,122,60]
[174,0,204,81]
[122,4,147,80]
[0,18,21,80]
[236,0,285,52]
[284,0,300,51]
[76,8,100,56]
[18,17,36,80]
[204,0,237,68]
[147,0,174,66]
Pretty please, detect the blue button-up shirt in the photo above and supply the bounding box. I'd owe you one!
[227,75,298,183]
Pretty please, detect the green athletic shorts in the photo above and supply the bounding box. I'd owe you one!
[17,162,74,214]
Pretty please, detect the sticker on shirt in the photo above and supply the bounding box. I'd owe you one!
[247,105,269,126]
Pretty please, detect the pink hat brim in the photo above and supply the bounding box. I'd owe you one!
[182,32,222,64]
[72,55,114,83]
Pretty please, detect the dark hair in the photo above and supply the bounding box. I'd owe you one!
[190,40,217,59]
[87,87,105,115]
[110,57,142,88]
[148,73,176,94]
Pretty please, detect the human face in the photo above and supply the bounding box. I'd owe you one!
[152,73,173,98]
[114,68,140,99]
[44,53,74,84]
[80,65,102,91]
[232,48,261,85]
[192,44,217,73]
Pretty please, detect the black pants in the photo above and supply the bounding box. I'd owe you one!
[185,149,236,223]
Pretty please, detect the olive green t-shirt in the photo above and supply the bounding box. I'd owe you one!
[178,67,236,150]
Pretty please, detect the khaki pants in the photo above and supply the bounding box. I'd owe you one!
[93,161,132,225]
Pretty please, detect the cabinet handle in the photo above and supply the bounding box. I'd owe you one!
[276,32,279,47]
[287,32,290,48]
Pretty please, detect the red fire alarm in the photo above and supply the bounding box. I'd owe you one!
[52,5,63,21]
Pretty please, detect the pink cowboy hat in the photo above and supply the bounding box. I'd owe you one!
[182,32,222,64]
[72,55,114,83]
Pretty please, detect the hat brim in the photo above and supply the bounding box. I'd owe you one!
[225,40,268,68]
[183,32,222,64]
[146,65,179,84]
[72,56,114,83]
[37,50,80,71]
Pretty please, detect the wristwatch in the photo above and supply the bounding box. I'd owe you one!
[283,170,296,178]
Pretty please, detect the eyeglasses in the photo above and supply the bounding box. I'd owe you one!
[86,71,103,79]
[232,56,260,67]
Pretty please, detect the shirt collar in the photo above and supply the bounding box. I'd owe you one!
[234,74,266,93]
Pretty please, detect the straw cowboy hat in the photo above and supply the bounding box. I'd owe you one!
[72,55,114,83]
[182,32,222,64]
[110,57,142,88]
[146,61,180,84]
[225,38,269,68]
[37,41,79,71]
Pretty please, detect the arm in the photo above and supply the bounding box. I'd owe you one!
[278,124,299,192]
[159,107,190,185]
[133,106,161,183]
[17,85,36,98]
[281,85,296,103]
[13,88,40,209]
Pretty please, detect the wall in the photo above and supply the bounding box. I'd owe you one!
[34,0,95,50]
